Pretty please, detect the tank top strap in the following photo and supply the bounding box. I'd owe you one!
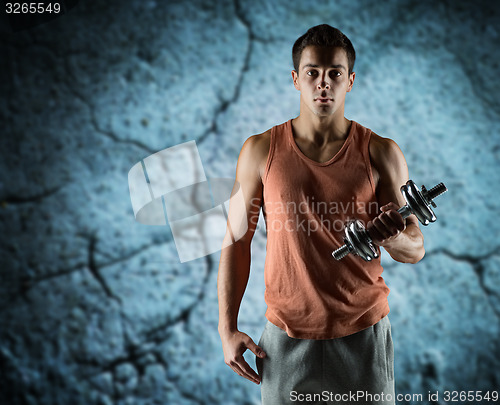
[263,120,289,184]
[350,121,377,195]
[352,120,372,150]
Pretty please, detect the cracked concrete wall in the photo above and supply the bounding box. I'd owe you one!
[0,0,499,404]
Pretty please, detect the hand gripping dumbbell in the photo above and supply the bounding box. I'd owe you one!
[332,180,447,261]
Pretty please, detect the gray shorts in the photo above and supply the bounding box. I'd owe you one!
[256,316,395,405]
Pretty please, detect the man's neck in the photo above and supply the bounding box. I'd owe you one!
[292,110,350,146]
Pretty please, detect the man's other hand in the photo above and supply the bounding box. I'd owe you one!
[220,329,266,384]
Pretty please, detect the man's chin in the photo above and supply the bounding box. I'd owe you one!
[314,108,335,117]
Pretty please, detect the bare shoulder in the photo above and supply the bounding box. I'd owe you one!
[242,128,271,155]
[239,128,272,180]
[369,132,407,174]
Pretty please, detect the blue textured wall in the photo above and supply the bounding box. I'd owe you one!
[1,0,499,404]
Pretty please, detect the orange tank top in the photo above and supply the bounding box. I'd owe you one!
[262,118,390,339]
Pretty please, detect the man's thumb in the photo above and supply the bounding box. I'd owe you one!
[249,341,266,358]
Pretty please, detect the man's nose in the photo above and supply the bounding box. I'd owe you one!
[317,79,330,90]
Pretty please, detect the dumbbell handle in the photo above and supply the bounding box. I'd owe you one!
[396,205,412,220]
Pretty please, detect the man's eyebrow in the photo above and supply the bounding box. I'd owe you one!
[302,64,346,70]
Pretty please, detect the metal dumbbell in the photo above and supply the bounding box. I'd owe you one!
[332,180,447,261]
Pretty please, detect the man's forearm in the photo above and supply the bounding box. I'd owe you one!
[382,223,425,264]
[217,240,252,333]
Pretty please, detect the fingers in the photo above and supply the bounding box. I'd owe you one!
[247,340,267,359]
[236,356,261,384]
[380,202,399,212]
[223,334,266,385]
[379,211,405,234]
[227,355,261,384]
[367,218,386,243]
[367,207,405,244]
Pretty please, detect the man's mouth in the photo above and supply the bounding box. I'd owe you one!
[316,98,332,103]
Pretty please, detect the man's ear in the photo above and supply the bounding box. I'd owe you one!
[346,71,355,92]
[291,70,300,91]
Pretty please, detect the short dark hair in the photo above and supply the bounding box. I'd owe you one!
[292,24,356,75]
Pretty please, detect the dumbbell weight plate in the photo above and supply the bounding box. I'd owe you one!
[401,180,436,226]
[345,220,378,261]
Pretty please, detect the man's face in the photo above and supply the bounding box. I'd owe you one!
[292,46,355,118]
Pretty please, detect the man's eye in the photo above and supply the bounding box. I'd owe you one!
[307,71,317,76]
[330,71,341,78]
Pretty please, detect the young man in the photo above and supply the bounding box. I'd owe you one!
[218,25,425,404]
